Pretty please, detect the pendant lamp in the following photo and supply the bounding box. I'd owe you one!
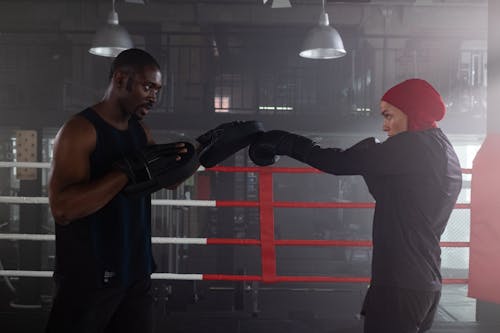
[299,0,346,59]
[89,0,133,57]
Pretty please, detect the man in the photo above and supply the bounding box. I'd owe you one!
[46,48,194,333]
[249,78,462,333]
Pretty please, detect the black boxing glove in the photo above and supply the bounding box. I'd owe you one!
[248,130,316,166]
[196,120,264,168]
[114,142,198,195]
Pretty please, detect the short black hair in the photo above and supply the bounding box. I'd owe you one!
[109,48,161,80]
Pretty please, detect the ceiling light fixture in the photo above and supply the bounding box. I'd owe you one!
[89,0,133,57]
[263,0,292,8]
[272,0,292,8]
[299,0,346,59]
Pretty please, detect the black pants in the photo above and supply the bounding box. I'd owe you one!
[361,285,441,333]
[45,277,153,333]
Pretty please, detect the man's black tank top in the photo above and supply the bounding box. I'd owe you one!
[54,108,154,288]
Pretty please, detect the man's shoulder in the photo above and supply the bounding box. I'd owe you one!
[57,110,97,144]
[72,107,97,124]
[67,113,94,131]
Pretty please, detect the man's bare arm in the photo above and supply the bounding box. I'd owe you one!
[48,116,128,225]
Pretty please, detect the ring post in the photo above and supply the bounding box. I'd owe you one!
[259,169,276,283]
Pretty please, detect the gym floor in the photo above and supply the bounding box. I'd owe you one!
[2,282,500,333]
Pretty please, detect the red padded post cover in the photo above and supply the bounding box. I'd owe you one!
[468,134,500,303]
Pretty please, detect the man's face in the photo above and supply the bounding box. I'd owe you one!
[380,100,408,137]
[120,65,162,120]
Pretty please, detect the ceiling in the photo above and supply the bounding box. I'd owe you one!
[0,0,487,34]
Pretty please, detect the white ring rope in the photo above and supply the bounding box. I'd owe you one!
[0,197,48,204]
[0,270,53,278]
[0,161,214,280]
[152,237,207,245]
[0,233,208,279]
[0,234,54,241]
[0,161,205,172]
[152,199,215,207]
[151,273,203,280]
[0,161,213,206]
[0,233,208,244]
[0,270,204,280]
[0,197,216,207]
[0,234,208,278]
[0,162,51,168]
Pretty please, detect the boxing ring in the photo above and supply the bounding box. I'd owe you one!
[0,161,471,285]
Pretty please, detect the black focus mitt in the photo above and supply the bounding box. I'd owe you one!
[114,142,198,195]
[196,120,264,168]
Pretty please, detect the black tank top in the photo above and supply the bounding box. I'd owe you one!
[54,108,154,288]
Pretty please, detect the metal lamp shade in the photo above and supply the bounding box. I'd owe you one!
[299,24,346,59]
[89,23,133,57]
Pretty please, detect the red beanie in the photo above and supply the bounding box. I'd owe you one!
[381,78,446,131]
